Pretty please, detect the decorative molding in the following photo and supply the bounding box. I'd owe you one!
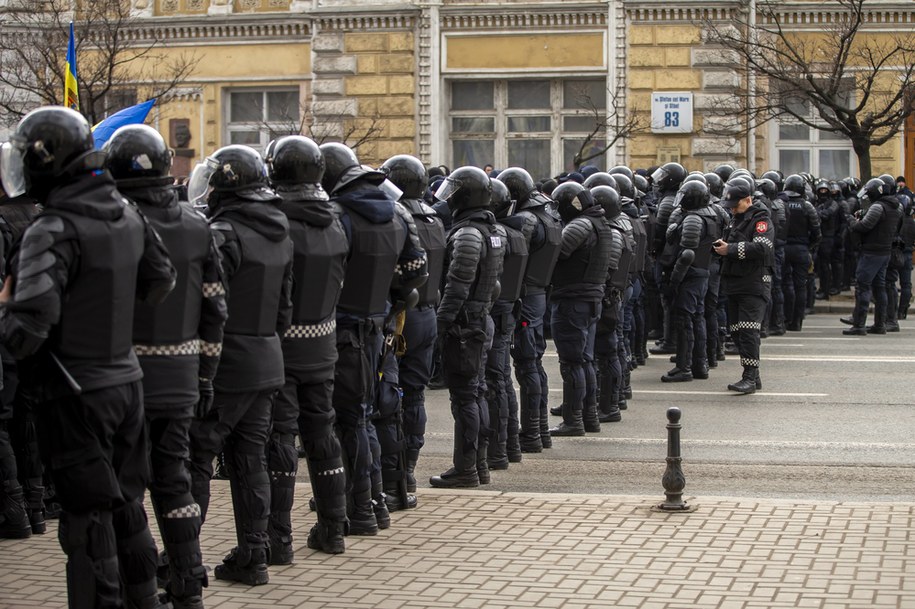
[312,11,418,30]
[161,86,203,101]
[442,8,606,30]
[624,2,739,23]
[416,3,435,163]
[761,4,915,27]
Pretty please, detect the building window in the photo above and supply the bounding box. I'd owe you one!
[771,89,856,180]
[448,78,607,179]
[224,88,300,152]
[92,89,138,120]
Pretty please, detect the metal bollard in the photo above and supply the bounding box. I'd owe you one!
[656,407,695,512]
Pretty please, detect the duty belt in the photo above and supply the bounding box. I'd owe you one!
[134,339,202,357]
[284,319,336,339]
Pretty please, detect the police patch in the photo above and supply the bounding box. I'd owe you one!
[755,221,768,234]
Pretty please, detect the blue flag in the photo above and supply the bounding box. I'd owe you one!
[92,99,156,149]
[64,22,79,110]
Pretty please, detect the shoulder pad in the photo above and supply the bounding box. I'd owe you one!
[210,220,235,234]
[19,215,68,259]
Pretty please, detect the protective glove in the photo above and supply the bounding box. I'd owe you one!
[196,377,214,419]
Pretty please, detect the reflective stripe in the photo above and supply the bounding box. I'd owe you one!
[284,319,336,339]
[134,339,200,356]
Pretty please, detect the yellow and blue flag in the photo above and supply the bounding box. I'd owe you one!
[64,22,79,111]
[92,99,157,149]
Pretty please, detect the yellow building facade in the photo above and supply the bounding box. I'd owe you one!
[70,0,915,180]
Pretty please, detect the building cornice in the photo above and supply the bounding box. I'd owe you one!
[441,3,607,29]
[310,4,418,30]
[624,0,739,22]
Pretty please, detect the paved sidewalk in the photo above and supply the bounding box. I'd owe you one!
[1,482,912,608]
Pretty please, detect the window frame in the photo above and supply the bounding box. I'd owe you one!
[223,86,301,153]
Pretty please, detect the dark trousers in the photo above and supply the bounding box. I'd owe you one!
[851,253,890,327]
[486,300,516,466]
[189,389,273,561]
[37,381,159,609]
[783,244,811,326]
[769,247,785,330]
[674,273,708,372]
[901,252,913,314]
[400,306,436,454]
[442,315,493,473]
[726,294,767,374]
[512,292,550,447]
[816,240,834,295]
[551,298,600,427]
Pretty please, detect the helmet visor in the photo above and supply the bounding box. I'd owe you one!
[434,175,463,202]
[187,157,219,208]
[673,190,685,208]
[650,167,667,185]
[379,178,404,202]
[0,140,27,198]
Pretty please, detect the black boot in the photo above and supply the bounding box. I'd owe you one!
[661,367,692,383]
[727,368,757,394]
[405,449,419,494]
[429,467,479,488]
[476,439,491,484]
[582,397,600,433]
[23,481,45,535]
[867,306,887,334]
[306,519,346,554]
[347,487,378,536]
[0,481,31,539]
[214,546,269,586]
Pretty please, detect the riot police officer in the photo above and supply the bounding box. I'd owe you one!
[714,180,775,394]
[814,180,840,299]
[430,166,505,487]
[590,185,628,422]
[661,181,720,382]
[782,174,821,331]
[757,178,787,335]
[266,136,349,557]
[485,178,528,470]
[319,143,427,531]
[105,124,226,608]
[650,162,687,354]
[497,168,562,453]
[841,178,903,335]
[549,182,613,436]
[379,154,446,508]
[0,106,176,608]
[187,144,294,585]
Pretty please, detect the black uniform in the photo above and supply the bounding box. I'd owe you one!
[0,194,41,539]
[651,191,679,352]
[189,192,294,581]
[333,181,427,533]
[594,213,627,420]
[122,180,226,604]
[720,201,775,386]
[550,207,613,435]
[815,194,840,298]
[783,193,821,330]
[265,186,349,559]
[503,201,561,452]
[0,171,176,608]
[397,198,445,496]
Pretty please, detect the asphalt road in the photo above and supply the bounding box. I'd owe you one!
[413,311,915,502]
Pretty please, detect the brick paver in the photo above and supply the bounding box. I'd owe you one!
[1,483,912,608]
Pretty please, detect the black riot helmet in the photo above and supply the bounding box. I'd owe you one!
[684,172,708,186]
[318,142,384,194]
[434,165,491,212]
[651,162,687,192]
[727,175,754,195]
[490,178,514,218]
[828,181,842,198]
[591,185,621,219]
[878,174,897,195]
[730,168,755,183]
[497,167,536,204]
[675,180,710,211]
[815,179,831,199]
[552,181,593,223]
[583,171,617,189]
[103,124,172,181]
[783,174,807,196]
[187,144,273,207]
[757,178,778,201]
[380,154,428,199]
[610,173,635,200]
[713,164,735,182]
[840,177,856,197]
[761,170,783,191]
[268,135,327,200]
[632,174,649,196]
[608,165,634,181]
[1,106,101,199]
[859,177,885,203]
[704,173,724,198]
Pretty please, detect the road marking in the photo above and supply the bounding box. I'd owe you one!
[761,343,805,347]
[765,356,915,363]
[767,337,860,341]
[541,388,830,397]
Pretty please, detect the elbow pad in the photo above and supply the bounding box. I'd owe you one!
[0,309,48,359]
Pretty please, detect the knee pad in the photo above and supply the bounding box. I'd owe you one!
[266,433,298,478]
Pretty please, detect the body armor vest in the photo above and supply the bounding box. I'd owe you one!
[0,201,38,244]
[407,201,446,306]
[609,225,633,292]
[337,209,405,317]
[450,218,506,308]
[225,221,289,336]
[48,207,144,360]
[861,198,903,253]
[497,221,529,302]
[133,203,211,344]
[786,197,814,244]
[289,215,348,322]
[525,207,562,288]
[552,215,613,288]
[628,214,647,272]
[691,209,720,271]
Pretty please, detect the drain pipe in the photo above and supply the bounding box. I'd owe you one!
[747,0,757,173]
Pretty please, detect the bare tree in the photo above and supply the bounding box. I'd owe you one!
[569,85,646,168]
[0,0,197,127]
[263,104,384,152]
[702,0,915,180]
